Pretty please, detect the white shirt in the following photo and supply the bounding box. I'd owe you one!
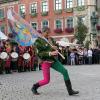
[70,53,75,58]
[88,50,92,57]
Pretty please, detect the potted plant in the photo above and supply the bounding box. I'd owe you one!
[54,28,63,34]
[64,8,73,13]
[31,13,37,17]
[96,25,100,31]
[41,11,48,16]
[76,6,85,11]
[37,30,42,34]
[65,27,74,33]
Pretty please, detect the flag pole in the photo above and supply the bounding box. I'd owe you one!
[47,41,65,59]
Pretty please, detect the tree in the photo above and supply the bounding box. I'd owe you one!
[84,40,91,49]
[74,18,88,45]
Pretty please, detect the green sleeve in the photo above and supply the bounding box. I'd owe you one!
[34,38,53,60]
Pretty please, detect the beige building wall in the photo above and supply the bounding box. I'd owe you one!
[96,0,100,46]
[73,0,97,47]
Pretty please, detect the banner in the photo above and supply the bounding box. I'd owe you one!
[7,9,40,46]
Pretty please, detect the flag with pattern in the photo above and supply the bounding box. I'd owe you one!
[7,9,40,46]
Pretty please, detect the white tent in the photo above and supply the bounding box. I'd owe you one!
[57,37,78,47]
[0,30,8,40]
[57,41,70,46]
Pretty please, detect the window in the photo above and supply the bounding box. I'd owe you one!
[0,8,4,19]
[42,1,48,12]
[77,0,84,6]
[30,3,37,14]
[31,22,38,30]
[66,17,73,28]
[78,16,85,23]
[66,0,73,8]
[55,19,62,28]
[55,0,62,10]
[19,5,25,14]
[42,20,49,28]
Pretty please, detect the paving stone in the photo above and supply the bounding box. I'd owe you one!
[0,65,100,100]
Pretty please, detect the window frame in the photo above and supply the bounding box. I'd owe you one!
[77,0,85,6]
[65,0,73,9]
[19,4,26,15]
[54,19,63,29]
[54,0,62,10]
[30,2,38,14]
[77,16,85,23]
[65,17,73,28]
[41,19,49,29]
[41,0,49,12]
[31,22,38,30]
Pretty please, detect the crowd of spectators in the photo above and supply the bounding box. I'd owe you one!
[58,46,100,65]
[0,40,41,74]
[0,40,100,75]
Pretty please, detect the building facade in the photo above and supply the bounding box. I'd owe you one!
[96,0,100,46]
[0,0,100,43]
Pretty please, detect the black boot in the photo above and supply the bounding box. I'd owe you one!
[31,83,40,95]
[64,80,79,96]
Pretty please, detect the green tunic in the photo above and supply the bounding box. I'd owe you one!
[34,37,56,61]
[34,37,69,80]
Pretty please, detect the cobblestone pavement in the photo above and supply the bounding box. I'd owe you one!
[0,65,100,100]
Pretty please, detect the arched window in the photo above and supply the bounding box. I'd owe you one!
[55,19,62,29]
[42,20,49,28]
[66,17,73,28]
[31,22,38,30]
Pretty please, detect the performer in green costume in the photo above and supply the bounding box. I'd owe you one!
[31,27,79,96]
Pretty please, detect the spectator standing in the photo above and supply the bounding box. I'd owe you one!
[87,48,93,64]
[70,50,75,65]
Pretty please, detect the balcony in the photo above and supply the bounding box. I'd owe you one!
[0,0,19,4]
[54,9,62,14]
[64,8,73,13]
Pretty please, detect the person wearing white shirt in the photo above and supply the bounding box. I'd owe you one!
[87,49,93,64]
[70,50,75,65]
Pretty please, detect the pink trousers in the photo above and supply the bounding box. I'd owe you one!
[38,61,52,86]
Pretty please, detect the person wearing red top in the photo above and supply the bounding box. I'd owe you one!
[18,45,25,72]
[23,47,31,71]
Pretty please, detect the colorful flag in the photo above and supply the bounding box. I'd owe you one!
[7,9,40,46]
[7,9,65,59]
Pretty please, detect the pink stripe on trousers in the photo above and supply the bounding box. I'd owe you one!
[38,61,52,86]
